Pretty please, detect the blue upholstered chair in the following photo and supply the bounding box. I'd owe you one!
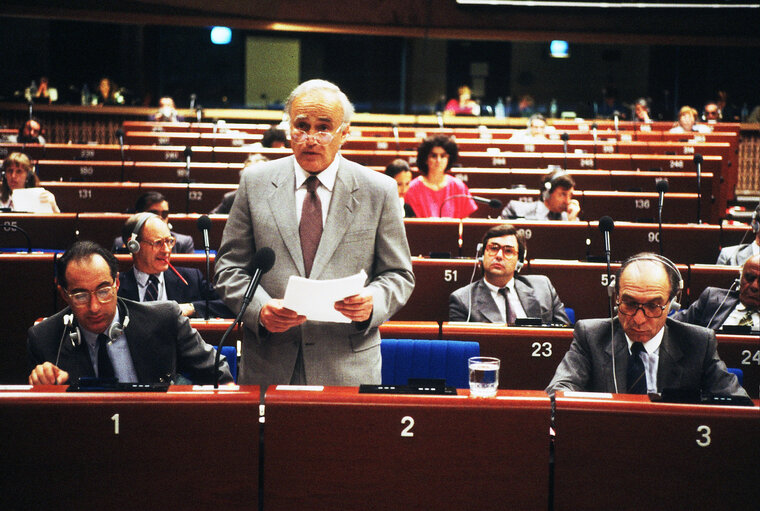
[726,367,744,387]
[381,339,480,389]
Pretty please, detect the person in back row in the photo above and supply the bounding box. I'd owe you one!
[449,223,570,325]
[716,203,760,267]
[384,158,415,218]
[1,152,59,212]
[500,169,581,221]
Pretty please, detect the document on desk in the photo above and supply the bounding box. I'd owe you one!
[11,188,55,213]
[283,269,367,323]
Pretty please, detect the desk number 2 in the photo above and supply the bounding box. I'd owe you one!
[696,425,711,447]
[401,416,414,437]
[111,413,120,435]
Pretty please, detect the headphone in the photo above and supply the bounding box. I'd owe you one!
[63,298,130,348]
[126,212,155,254]
[541,169,570,202]
[751,205,760,234]
[617,253,684,311]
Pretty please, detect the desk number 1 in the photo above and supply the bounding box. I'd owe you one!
[111,413,120,435]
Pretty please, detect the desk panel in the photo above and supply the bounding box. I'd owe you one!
[0,213,77,250]
[553,394,760,511]
[43,181,139,213]
[0,386,261,509]
[263,387,550,511]
[715,334,760,399]
[442,324,572,390]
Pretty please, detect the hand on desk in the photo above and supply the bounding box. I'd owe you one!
[260,299,306,333]
[335,291,374,323]
[29,362,69,385]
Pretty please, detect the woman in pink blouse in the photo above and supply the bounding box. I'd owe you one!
[405,135,478,218]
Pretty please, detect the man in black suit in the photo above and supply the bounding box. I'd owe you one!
[674,255,759,331]
[449,223,570,325]
[117,213,233,318]
[27,241,232,385]
[112,191,194,254]
[546,253,747,397]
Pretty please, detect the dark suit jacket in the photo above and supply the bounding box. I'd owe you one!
[112,231,194,254]
[118,266,234,318]
[27,299,232,384]
[545,317,747,397]
[211,190,237,214]
[673,287,755,331]
[449,275,570,325]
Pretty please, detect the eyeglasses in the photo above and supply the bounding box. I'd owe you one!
[484,243,519,258]
[67,282,117,307]
[616,299,667,318]
[291,123,345,146]
[140,236,176,250]
[147,209,170,219]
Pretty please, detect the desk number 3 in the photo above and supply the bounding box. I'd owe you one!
[696,425,711,447]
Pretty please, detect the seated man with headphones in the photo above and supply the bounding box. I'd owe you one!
[117,212,233,318]
[112,191,194,254]
[27,241,233,385]
[546,252,747,398]
[449,223,570,325]
[674,254,759,332]
[499,169,581,222]
[716,203,760,267]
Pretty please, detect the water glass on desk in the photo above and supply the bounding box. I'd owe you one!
[468,356,500,398]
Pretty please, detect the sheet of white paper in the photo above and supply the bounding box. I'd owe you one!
[283,269,367,323]
[11,188,55,213]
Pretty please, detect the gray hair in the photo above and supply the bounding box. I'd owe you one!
[284,79,355,124]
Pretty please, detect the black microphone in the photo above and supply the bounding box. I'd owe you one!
[116,128,126,182]
[197,215,212,320]
[437,194,502,217]
[599,215,615,302]
[183,146,193,200]
[1,223,32,253]
[560,132,569,170]
[694,153,703,224]
[214,247,276,388]
[656,179,668,255]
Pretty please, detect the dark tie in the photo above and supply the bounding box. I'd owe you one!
[299,175,323,278]
[498,287,517,325]
[97,334,115,380]
[626,342,647,394]
[144,274,160,301]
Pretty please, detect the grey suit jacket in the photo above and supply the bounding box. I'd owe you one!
[716,243,756,266]
[500,200,567,221]
[448,275,570,325]
[27,299,232,385]
[545,317,747,397]
[673,287,752,331]
[213,155,415,386]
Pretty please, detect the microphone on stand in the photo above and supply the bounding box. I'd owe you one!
[591,122,598,170]
[599,216,615,315]
[560,132,569,171]
[189,93,197,110]
[195,105,203,124]
[438,194,502,218]
[214,247,276,388]
[392,123,400,152]
[197,215,212,320]
[115,128,126,182]
[694,153,703,224]
[656,179,669,255]
[613,111,620,134]
[436,111,444,129]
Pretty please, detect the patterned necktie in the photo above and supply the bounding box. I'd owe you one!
[144,274,160,301]
[738,309,756,327]
[498,287,517,325]
[626,342,647,394]
[97,334,115,379]
[299,175,323,278]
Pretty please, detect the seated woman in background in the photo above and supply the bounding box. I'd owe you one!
[404,135,477,218]
[1,152,60,213]
[669,106,712,134]
[445,85,480,116]
[384,158,415,218]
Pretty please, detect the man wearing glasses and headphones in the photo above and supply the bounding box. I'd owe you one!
[500,169,581,222]
[546,253,747,398]
[449,223,570,325]
[27,241,232,385]
[112,191,194,254]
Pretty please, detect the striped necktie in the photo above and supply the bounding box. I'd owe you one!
[144,274,160,301]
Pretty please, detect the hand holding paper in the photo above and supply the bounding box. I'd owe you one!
[283,270,368,323]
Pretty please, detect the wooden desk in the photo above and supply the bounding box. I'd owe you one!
[0,385,261,509]
[263,386,551,511]
[0,213,77,250]
[552,393,760,511]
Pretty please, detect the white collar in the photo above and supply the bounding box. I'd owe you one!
[483,276,515,294]
[626,326,664,354]
[294,154,340,192]
[133,266,164,287]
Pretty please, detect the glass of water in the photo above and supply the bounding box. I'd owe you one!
[468,356,500,398]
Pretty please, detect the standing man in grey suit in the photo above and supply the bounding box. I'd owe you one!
[213,79,414,387]
[546,253,747,397]
[674,254,759,331]
[717,203,760,266]
[449,223,570,325]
